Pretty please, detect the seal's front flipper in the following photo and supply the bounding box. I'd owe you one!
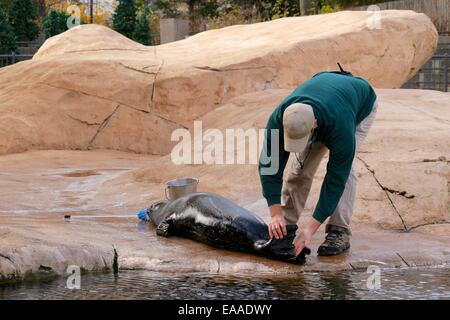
[290,247,311,265]
[261,224,312,265]
[156,219,172,237]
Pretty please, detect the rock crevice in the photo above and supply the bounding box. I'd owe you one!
[88,104,121,149]
[357,156,408,231]
[0,253,14,264]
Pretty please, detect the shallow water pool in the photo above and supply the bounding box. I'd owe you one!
[1,267,449,300]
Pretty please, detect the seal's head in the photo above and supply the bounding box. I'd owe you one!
[147,200,170,226]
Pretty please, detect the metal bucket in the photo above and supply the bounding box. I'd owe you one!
[165,178,199,200]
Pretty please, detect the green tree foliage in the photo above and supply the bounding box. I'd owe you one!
[231,0,272,21]
[147,0,395,23]
[198,1,220,19]
[318,0,389,13]
[136,0,151,13]
[271,0,300,18]
[152,0,181,18]
[42,10,71,39]
[152,0,219,21]
[133,5,152,45]
[186,0,199,23]
[113,0,137,39]
[8,0,39,41]
[32,0,47,23]
[327,0,386,7]
[145,0,391,35]
[0,0,12,13]
[0,9,17,54]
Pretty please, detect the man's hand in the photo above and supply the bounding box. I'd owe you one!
[293,218,321,256]
[268,205,287,239]
[293,228,312,256]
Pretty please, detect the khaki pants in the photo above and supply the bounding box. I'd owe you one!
[281,101,378,235]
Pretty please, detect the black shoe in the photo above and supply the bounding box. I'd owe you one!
[317,225,350,256]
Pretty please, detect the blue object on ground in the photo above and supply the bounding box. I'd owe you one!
[137,209,149,222]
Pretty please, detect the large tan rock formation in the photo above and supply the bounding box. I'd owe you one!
[0,10,438,155]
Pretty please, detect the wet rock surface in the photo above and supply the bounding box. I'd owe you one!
[0,89,449,281]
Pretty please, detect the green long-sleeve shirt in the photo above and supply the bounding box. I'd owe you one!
[259,71,377,223]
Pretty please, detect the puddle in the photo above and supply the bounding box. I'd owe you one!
[61,170,100,178]
[1,267,449,300]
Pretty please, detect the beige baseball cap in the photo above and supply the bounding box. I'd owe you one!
[283,103,315,153]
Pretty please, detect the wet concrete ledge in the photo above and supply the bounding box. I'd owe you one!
[2,229,450,285]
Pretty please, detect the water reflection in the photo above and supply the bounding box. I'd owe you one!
[0,267,449,300]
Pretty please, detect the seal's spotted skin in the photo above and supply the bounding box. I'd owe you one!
[146,193,310,265]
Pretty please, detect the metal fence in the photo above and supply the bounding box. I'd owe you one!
[0,53,34,68]
[403,54,450,92]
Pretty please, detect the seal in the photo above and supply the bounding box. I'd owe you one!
[143,192,310,264]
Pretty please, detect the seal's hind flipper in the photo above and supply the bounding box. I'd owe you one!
[156,219,172,237]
